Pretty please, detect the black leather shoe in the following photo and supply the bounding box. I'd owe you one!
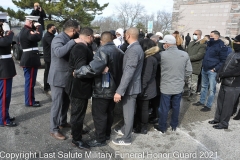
[72,140,90,150]
[87,139,106,147]
[6,122,17,127]
[200,106,211,112]
[192,101,204,106]
[208,120,218,124]
[25,103,41,107]
[133,127,141,133]
[233,112,240,120]
[213,125,228,129]
[10,117,15,121]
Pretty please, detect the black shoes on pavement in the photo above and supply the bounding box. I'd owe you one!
[208,120,218,124]
[87,139,107,147]
[192,101,204,106]
[200,106,211,112]
[213,124,228,129]
[72,140,90,150]
[25,101,41,107]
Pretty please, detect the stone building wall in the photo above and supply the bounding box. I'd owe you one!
[172,0,240,37]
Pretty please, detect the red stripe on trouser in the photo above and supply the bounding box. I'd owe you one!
[2,80,7,125]
[29,68,34,106]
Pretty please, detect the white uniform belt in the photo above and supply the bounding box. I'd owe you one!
[0,54,12,59]
[23,47,39,52]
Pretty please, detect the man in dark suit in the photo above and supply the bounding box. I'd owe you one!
[65,27,94,150]
[74,31,124,147]
[48,20,84,140]
[42,24,56,92]
[112,27,144,145]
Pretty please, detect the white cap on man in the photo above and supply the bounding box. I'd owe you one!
[0,12,8,21]
[159,35,176,44]
[156,32,163,38]
[25,16,40,21]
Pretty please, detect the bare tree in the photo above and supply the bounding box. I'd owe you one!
[115,2,145,30]
[91,16,121,33]
[154,11,172,34]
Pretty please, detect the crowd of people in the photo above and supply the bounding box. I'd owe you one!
[1,3,240,150]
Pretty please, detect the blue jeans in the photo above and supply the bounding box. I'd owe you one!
[158,92,182,132]
[200,69,217,108]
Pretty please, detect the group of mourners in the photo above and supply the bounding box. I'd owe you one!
[1,8,240,150]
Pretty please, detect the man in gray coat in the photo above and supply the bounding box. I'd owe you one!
[154,35,192,133]
[48,20,84,140]
[112,27,144,145]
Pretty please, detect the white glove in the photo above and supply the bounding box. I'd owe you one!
[2,22,10,32]
[34,22,41,27]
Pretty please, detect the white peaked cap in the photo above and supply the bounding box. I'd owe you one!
[159,35,176,44]
[0,12,8,20]
[25,16,40,21]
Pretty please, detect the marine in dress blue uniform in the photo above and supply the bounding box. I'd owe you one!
[19,16,42,107]
[0,13,17,127]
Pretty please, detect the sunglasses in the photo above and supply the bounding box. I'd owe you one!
[193,34,198,35]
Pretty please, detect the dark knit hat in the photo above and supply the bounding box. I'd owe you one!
[232,35,240,42]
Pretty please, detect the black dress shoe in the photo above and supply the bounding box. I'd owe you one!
[213,124,228,129]
[133,127,141,133]
[208,120,218,124]
[72,140,90,150]
[25,103,41,107]
[6,122,17,127]
[200,106,211,112]
[10,117,15,121]
[192,101,204,106]
[233,112,240,120]
[87,139,106,147]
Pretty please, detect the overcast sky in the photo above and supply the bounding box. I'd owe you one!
[2,0,174,19]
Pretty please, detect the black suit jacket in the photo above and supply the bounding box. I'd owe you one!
[42,31,54,62]
[65,43,93,99]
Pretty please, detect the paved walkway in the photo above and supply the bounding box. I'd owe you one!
[0,61,239,160]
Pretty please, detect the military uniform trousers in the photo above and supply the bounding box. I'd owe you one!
[0,78,13,126]
[23,67,38,106]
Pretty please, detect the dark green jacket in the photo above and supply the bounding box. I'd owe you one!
[186,39,207,75]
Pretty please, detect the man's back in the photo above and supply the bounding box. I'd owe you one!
[48,32,76,87]
[161,46,192,94]
[116,41,144,96]
[89,42,124,98]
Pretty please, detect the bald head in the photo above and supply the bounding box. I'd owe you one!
[127,27,139,39]
[101,31,113,45]
[125,27,139,44]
